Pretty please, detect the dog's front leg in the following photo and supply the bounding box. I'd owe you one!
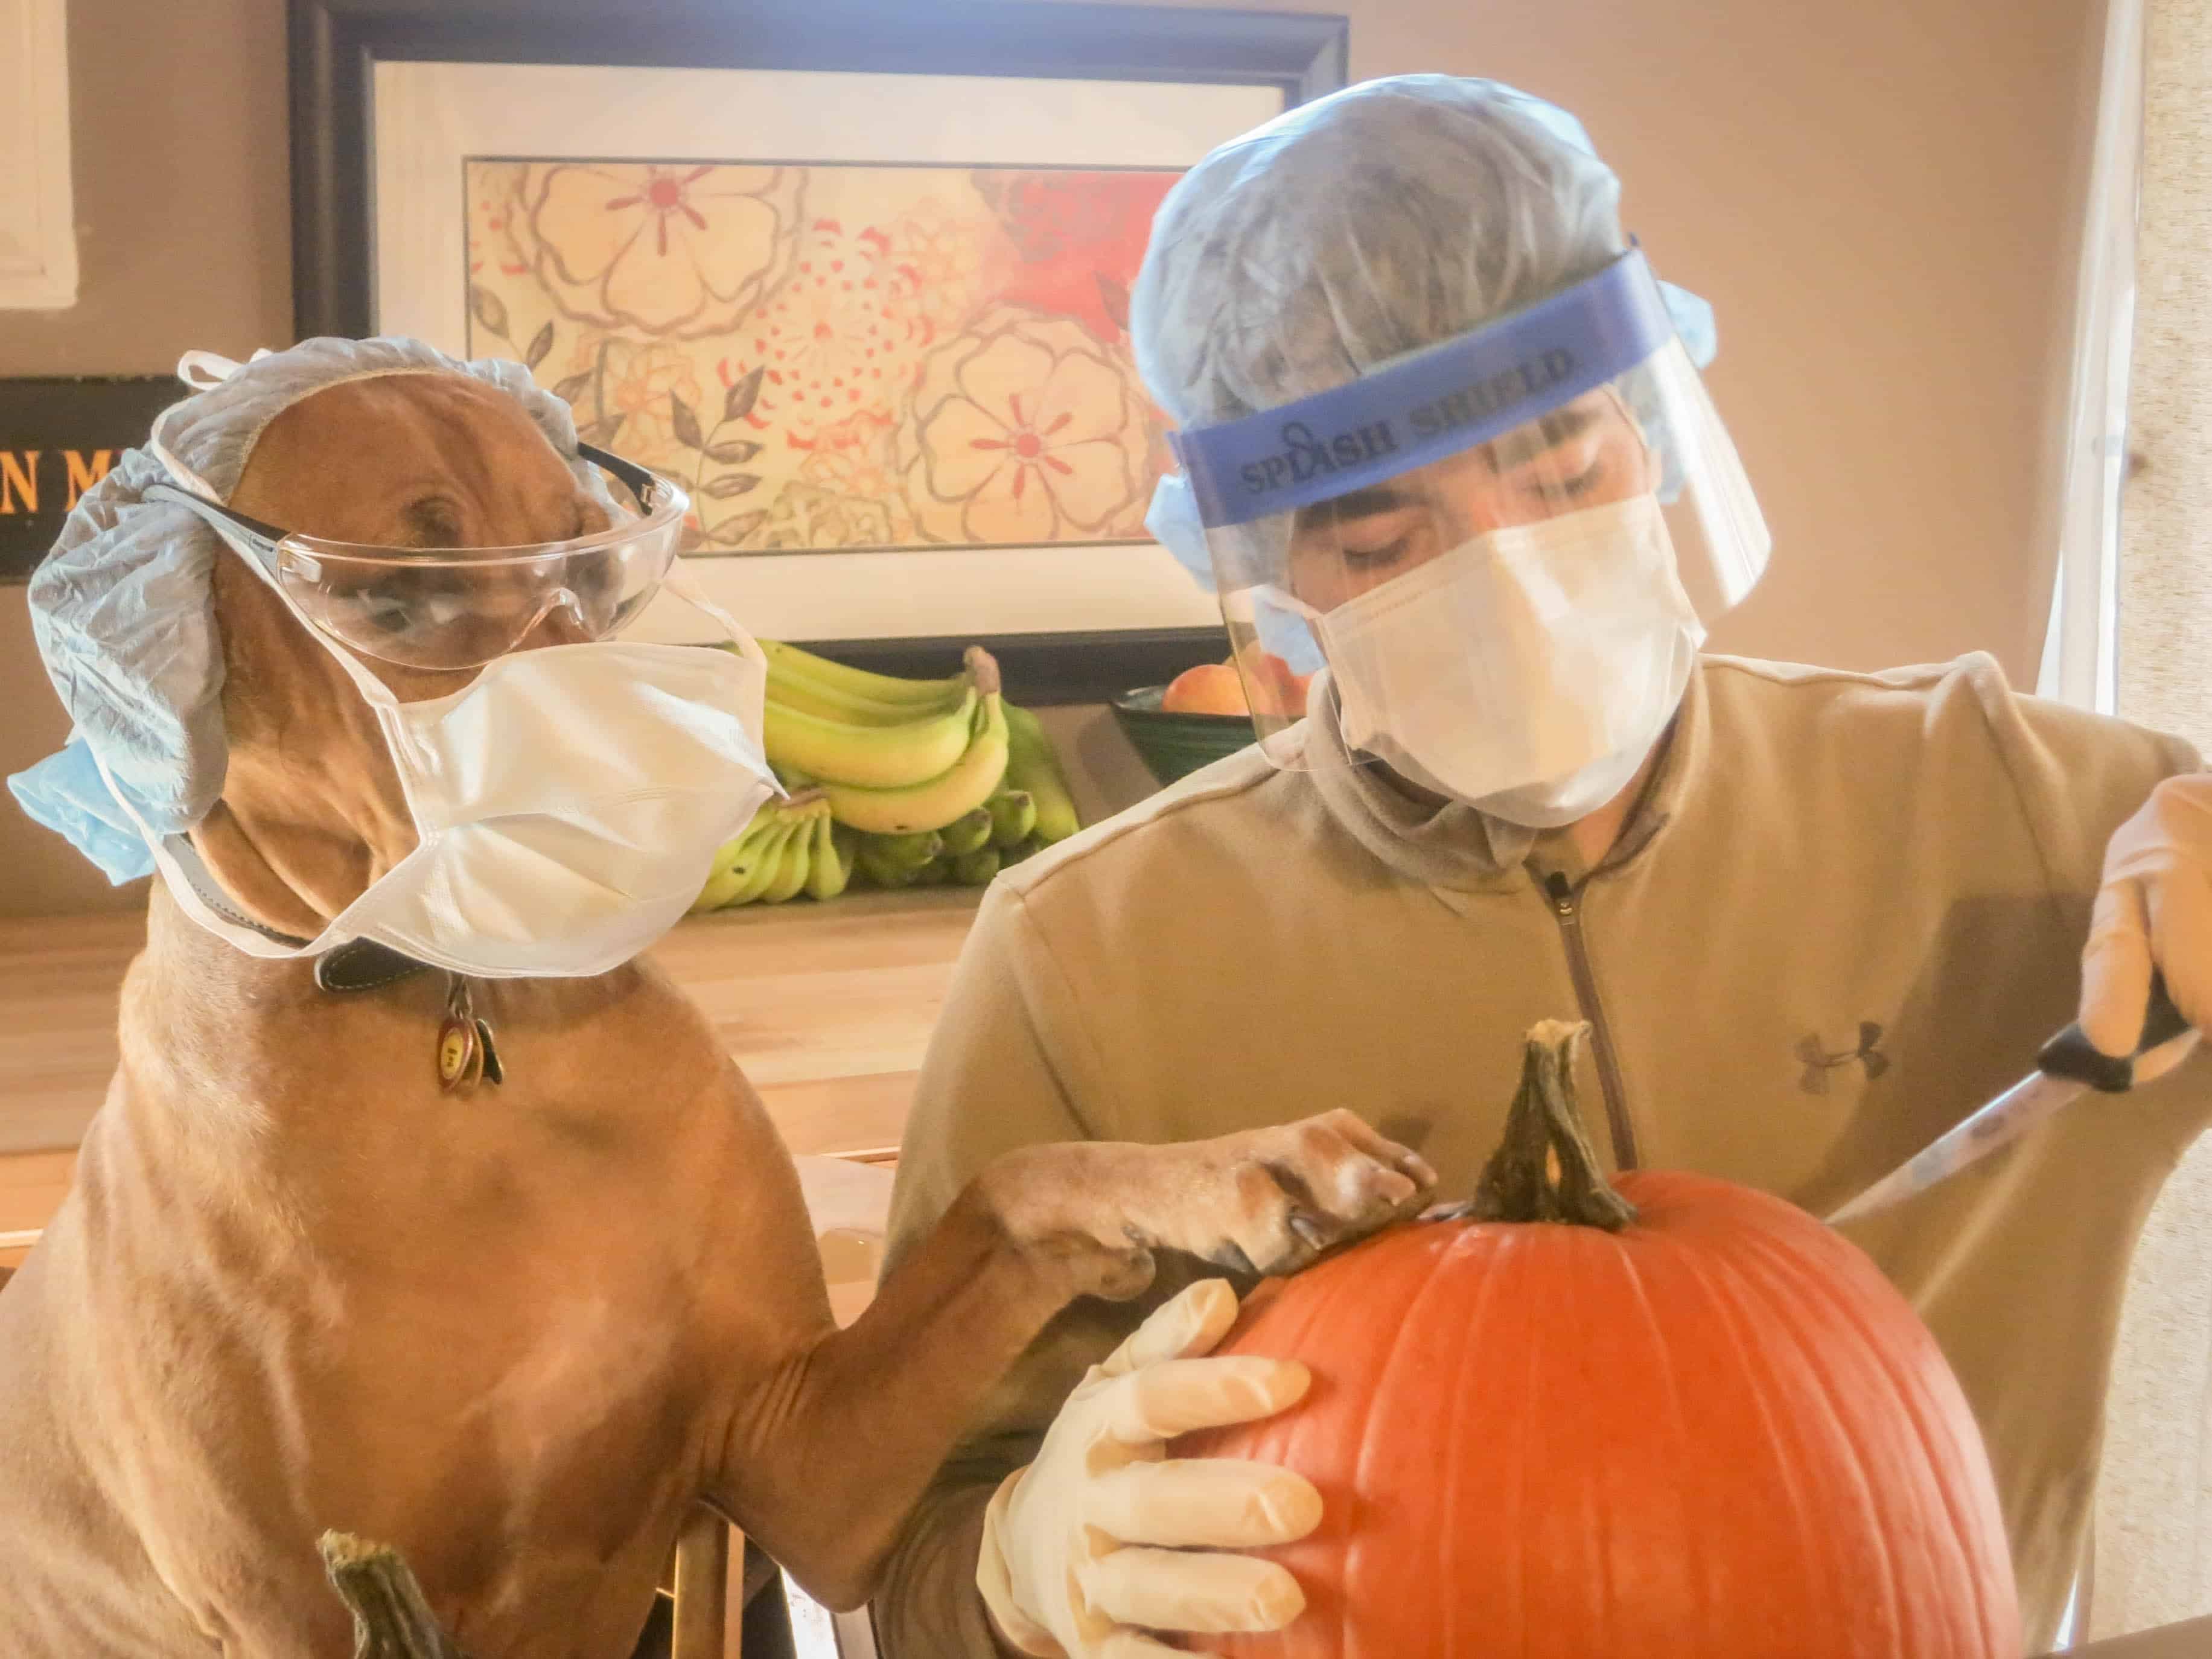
[711,1109,1432,1609]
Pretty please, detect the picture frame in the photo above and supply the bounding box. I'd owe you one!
[288,0,1350,704]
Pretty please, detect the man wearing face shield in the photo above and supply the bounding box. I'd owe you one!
[872,76,2212,1656]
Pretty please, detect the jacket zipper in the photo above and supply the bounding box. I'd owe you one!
[1541,869,1639,1170]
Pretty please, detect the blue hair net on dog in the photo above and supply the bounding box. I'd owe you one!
[7,337,612,883]
[1134,74,1718,590]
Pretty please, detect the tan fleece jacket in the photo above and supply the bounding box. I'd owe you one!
[873,654,2212,1656]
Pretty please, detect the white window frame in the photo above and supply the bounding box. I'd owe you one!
[0,0,77,311]
[2040,0,2143,716]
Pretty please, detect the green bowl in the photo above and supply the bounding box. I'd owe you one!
[1111,686,1257,787]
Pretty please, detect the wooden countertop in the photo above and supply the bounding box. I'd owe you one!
[0,891,981,1266]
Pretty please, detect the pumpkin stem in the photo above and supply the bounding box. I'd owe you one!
[1467,1020,1637,1232]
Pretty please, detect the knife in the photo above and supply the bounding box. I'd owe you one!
[1826,974,2194,1226]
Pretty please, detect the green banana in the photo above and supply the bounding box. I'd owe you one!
[760,639,968,708]
[911,856,954,887]
[951,846,1002,887]
[821,651,1010,835]
[985,790,1036,850]
[806,818,856,902]
[1004,704,1081,844]
[764,683,979,789]
[1000,834,1044,868]
[759,804,818,903]
[937,807,995,858]
[861,829,945,871]
[855,831,940,888]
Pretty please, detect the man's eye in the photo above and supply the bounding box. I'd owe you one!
[1538,464,1603,501]
[1341,536,1411,571]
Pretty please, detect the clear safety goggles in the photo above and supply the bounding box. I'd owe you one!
[145,445,690,671]
[1165,250,1771,769]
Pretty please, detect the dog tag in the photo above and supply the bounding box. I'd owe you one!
[436,1016,480,1091]
[437,977,483,1093]
[474,1018,504,1087]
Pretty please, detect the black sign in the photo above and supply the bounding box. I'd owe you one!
[0,377,187,582]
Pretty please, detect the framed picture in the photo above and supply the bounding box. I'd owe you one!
[289,1,1350,702]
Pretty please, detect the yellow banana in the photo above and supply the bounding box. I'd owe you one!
[821,656,1010,836]
[760,804,817,903]
[805,815,855,902]
[728,806,806,905]
[689,863,748,914]
[767,664,969,728]
[763,683,979,789]
[1004,703,1081,844]
[760,639,967,707]
[691,810,780,912]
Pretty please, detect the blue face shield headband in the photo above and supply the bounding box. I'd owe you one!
[1169,250,1675,532]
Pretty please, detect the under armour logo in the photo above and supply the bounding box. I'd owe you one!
[1797,1022,1890,1095]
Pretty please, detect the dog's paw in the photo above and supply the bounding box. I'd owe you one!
[1139,1109,1438,1277]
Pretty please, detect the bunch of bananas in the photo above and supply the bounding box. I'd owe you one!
[687,790,856,913]
[689,638,1083,912]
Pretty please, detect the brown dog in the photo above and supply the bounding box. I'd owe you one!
[0,371,1433,1657]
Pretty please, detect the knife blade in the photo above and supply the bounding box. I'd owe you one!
[1826,974,2192,1226]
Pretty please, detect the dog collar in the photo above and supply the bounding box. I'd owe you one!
[313,939,436,994]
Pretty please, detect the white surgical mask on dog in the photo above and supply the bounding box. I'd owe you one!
[1289,495,1701,828]
[99,550,778,980]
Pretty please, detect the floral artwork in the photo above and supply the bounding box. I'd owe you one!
[463,159,1182,555]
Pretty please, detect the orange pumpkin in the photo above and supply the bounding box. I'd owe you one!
[1180,1022,2021,1658]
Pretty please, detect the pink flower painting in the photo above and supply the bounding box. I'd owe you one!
[464,160,1181,553]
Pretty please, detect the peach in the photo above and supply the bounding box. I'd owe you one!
[1233,648,1317,720]
[1161,661,1250,716]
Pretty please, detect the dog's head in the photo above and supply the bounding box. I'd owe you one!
[194,371,616,939]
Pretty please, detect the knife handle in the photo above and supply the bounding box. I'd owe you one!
[2039,971,2191,1092]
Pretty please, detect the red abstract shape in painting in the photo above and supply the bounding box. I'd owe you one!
[981,171,1179,342]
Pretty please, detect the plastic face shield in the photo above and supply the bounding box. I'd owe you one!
[1167,250,1771,769]
[146,445,690,672]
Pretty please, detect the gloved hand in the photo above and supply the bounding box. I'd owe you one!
[977,1278,1319,1657]
[2080,773,2212,1063]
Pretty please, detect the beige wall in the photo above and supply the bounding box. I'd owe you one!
[0,0,290,917]
[0,0,2106,917]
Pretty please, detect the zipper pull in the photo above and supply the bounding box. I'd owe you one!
[1546,869,1576,916]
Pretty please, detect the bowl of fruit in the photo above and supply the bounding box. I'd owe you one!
[1112,651,1315,788]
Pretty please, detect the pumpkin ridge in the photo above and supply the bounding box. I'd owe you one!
[1663,1211,1847,1635]
[1730,1206,2010,1652]
[1606,1211,1712,1638]
[1332,1229,1437,1658]
[1723,1209,1914,1648]
[1403,1224,1492,1659]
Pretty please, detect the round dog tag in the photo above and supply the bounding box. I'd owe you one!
[436,1017,480,1091]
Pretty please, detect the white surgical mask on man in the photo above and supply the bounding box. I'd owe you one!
[1280,494,1701,827]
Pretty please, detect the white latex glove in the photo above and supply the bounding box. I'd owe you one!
[977,1279,1319,1658]
[2081,773,2212,1068]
